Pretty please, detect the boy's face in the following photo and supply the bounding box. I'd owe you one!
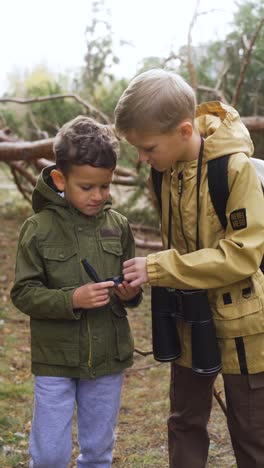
[124,125,193,171]
[51,165,113,216]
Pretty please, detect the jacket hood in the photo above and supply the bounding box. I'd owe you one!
[32,165,112,214]
[196,101,254,161]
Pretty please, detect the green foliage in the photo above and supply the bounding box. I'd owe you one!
[118,140,138,168]
[95,78,129,117]
[2,64,85,140]
[25,81,84,139]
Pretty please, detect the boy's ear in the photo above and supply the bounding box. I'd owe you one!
[178,121,193,140]
[50,169,65,192]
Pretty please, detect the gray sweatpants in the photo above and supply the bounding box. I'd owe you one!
[29,373,123,468]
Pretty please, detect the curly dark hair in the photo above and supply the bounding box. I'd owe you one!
[53,116,119,175]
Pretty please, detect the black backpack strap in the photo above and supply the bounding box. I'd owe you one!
[207,156,230,230]
[151,167,163,213]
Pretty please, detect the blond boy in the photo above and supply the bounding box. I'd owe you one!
[115,69,264,468]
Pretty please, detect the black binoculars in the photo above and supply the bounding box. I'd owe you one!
[151,286,222,376]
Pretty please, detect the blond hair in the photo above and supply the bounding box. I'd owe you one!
[114,69,196,135]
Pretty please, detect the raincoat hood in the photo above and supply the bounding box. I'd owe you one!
[32,165,112,215]
[196,101,254,161]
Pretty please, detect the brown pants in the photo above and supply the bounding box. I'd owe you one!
[168,363,264,468]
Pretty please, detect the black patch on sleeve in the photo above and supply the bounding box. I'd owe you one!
[230,208,247,230]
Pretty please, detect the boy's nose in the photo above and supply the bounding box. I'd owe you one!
[91,188,103,201]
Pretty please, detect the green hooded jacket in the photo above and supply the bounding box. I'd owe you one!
[11,166,140,378]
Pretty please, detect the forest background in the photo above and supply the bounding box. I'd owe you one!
[0,0,264,466]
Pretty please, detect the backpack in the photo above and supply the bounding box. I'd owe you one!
[151,156,264,271]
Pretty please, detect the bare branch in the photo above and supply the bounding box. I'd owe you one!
[28,108,49,139]
[213,387,227,417]
[162,53,186,66]
[0,94,111,124]
[231,17,264,108]
[197,85,229,104]
[8,161,37,186]
[215,63,231,91]
[9,166,32,203]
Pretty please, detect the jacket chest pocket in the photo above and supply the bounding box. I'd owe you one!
[42,244,79,287]
[100,239,123,278]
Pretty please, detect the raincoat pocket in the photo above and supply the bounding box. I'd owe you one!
[213,296,264,338]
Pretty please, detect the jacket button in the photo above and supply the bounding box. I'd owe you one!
[59,253,64,258]
[78,227,83,232]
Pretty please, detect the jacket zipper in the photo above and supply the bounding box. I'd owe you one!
[87,320,92,368]
[178,171,189,253]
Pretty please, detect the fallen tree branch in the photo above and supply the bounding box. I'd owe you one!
[112,176,139,186]
[240,116,264,131]
[0,94,111,124]
[0,139,55,162]
[135,238,162,250]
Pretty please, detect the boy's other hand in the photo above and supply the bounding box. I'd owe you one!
[123,257,148,288]
[72,281,114,309]
[113,280,141,301]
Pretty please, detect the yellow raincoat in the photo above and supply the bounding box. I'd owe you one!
[147,101,264,374]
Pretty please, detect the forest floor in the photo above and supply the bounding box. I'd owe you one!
[0,165,236,467]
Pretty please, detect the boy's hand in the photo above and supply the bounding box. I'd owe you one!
[72,281,114,309]
[113,280,141,302]
[123,257,148,288]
